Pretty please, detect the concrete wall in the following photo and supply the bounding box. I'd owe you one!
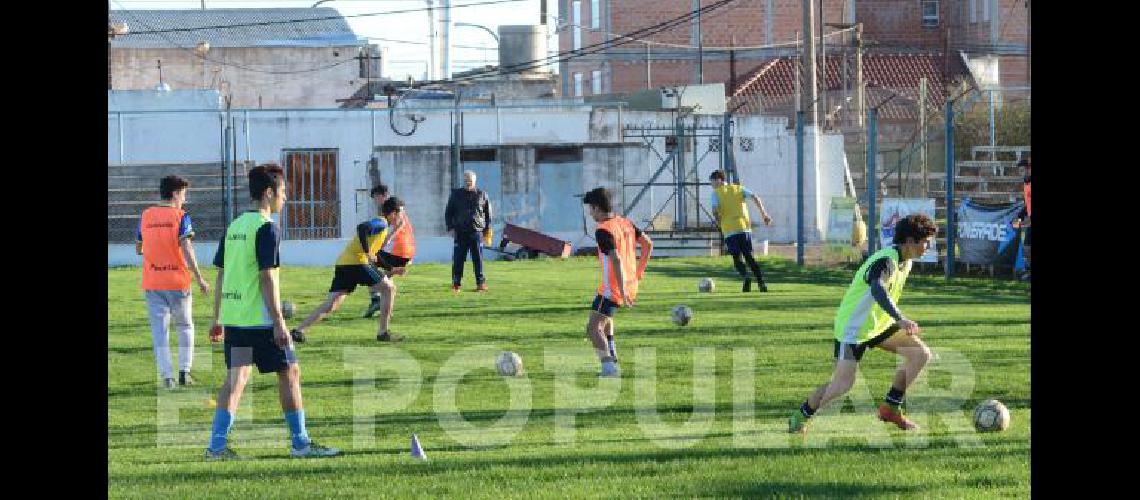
[110,46,363,109]
[108,103,847,266]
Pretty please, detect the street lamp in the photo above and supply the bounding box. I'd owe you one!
[454,22,499,70]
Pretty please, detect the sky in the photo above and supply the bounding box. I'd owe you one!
[110,0,559,80]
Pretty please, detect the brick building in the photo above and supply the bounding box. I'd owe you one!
[557,0,1028,97]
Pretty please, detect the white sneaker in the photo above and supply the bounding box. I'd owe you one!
[290,442,340,458]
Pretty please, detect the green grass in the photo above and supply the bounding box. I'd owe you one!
[108,256,1030,498]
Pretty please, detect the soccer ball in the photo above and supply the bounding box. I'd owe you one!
[698,278,715,293]
[973,399,1011,432]
[671,305,693,326]
[282,301,295,319]
[496,351,524,376]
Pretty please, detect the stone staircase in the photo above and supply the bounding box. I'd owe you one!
[108,163,251,243]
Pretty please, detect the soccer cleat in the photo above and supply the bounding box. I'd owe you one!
[477,283,489,292]
[290,442,340,458]
[878,403,919,430]
[179,371,195,386]
[598,364,620,378]
[788,410,809,434]
[204,447,241,461]
[451,284,462,294]
[290,329,306,344]
[757,281,769,292]
[363,299,383,318]
[163,378,177,390]
[377,331,405,342]
[742,278,752,293]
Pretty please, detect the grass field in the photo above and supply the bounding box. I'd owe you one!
[108,255,1030,498]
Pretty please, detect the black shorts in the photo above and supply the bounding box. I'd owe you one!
[224,327,297,373]
[591,295,620,318]
[375,250,411,272]
[329,264,382,293]
[723,232,754,256]
[833,324,900,362]
[1023,226,1031,246]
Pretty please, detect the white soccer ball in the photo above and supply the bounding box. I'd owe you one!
[671,305,693,326]
[698,278,715,293]
[973,399,1011,432]
[282,301,295,319]
[496,351,524,376]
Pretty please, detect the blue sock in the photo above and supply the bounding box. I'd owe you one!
[208,409,234,452]
[284,409,311,450]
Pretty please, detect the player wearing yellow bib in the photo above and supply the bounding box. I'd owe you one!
[788,214,938,433]
[708,170,773,293]
[205,164,339,460]
[290,184,404,343]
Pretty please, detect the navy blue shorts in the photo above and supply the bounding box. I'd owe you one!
[724,232,754,256]
[590,295,619,317]
[329,264,383,293]
[224,327,297,373]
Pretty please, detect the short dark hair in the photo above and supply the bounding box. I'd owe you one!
[381,196,404,216]
[371,184,389,197]
[249,163,285,201]
[159,175,189,200]
[582,187,613,213]
[709,170,726,181]
[893,214,938,245]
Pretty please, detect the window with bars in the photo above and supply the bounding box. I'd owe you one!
[281,149,340,239]
[922,0,939,27]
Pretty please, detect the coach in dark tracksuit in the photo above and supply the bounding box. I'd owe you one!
[445,170,492,292]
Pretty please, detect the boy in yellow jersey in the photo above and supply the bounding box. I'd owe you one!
[205,164,338,460]
[289,184,404,343]
[788,214,938,434]
[709,170,773,292]
[582,187,653,377]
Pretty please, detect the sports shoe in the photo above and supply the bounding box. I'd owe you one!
[179,371,195,386]
[363,298,383,318]
[742,278,752,293]
[757,281,769,292]
[290,329,306,344]
[788,410,809,434]
[163,378,177,390]
[205,447,241,461]
[377,331,405,342]
[598,364,620,378]
[290,442,340,458]
[451,284,461,294]
[477,283,489,292]
[877,403,919,430]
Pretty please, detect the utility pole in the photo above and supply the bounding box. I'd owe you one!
[919,77,928,197]
[818,0,827,128]
[801,0,818,124]
[854,23,864,128]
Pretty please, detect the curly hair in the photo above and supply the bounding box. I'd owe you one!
[893,214,938,245]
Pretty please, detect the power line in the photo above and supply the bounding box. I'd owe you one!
[440,0,743,85]
[116,0,529,36]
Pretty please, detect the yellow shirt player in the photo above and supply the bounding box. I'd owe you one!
[709,169,773,293]
[289,184,404,343]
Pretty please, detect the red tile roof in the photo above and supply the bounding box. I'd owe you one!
[729,53,967,121]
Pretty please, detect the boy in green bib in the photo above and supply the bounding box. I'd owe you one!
[204,164,339,460]
[788,214,938,433]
